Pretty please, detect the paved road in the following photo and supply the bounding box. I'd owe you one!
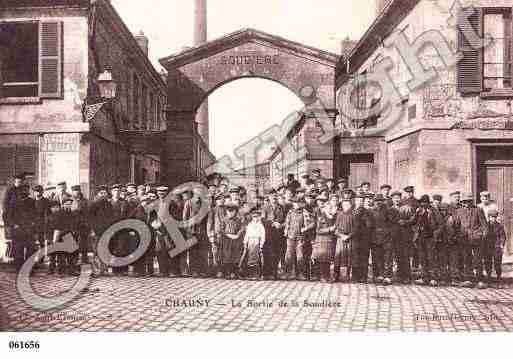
[1,271,513,332]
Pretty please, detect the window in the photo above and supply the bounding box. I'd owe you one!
[483,9,512,90]
[156,98,161,131]
[132,74,139,129]
[457,7,513,96]
[149,92,155,130]
[141,83,147,129]
[0,21,62,99]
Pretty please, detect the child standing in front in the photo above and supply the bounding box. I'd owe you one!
[239,208,266,280]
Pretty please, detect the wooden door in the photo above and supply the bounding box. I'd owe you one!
[341,154,376,191]
[484,166,513,256]
[478,146,513,259]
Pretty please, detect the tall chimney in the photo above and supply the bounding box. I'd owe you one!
[194,0,209,146]
[134,30,149,57]
[376,0,390,16]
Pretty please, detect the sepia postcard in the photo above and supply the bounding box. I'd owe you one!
[1,1,513,349]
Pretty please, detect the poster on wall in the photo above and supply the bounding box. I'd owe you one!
[39,134,80,187]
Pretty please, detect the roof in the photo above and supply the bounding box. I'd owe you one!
[336,0,421,87]
[160,28,340,69]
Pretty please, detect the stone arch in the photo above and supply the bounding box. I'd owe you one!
[159,28,339,186]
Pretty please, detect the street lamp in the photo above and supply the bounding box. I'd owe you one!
[82,69,118,122]
[97,70,117,100]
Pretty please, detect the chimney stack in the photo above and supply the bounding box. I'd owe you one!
[134,30,149,57]
[376,0,390,16]
[340,37,357,58]
[194,0,209,146]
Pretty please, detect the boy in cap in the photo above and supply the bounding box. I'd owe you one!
[380,185,393,207]
[413,195,440,286]
[32,185,52,269]
[370,194,390,284]
[483,209,506,288]
[283,198,306,280]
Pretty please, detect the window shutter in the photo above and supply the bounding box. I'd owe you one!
[15,145,38,178]
[38,21,62,98]
[0,147,15,185]
[457,7,483,95]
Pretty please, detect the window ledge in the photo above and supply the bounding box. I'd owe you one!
[0,97,41,105]
[480,90,513,100]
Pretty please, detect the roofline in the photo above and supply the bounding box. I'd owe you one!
[97,0,166,92]
[160,27,340,69]
[336,0,420,84]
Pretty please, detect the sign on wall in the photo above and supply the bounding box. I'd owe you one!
[39,134,80,187]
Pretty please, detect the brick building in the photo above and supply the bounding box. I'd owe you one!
[0,0,166,201]
[336,0,513,264]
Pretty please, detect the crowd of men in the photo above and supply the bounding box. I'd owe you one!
[1,168,507,289]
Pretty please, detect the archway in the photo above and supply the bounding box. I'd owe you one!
[159,28,339,187]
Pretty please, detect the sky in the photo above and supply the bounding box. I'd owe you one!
[111,0,377,159]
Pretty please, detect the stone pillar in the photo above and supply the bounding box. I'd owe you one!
[164,110,197,189]
[194,0,209,146]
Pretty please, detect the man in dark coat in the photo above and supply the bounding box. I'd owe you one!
[402,186,419,279]
[70,185,90,265]
[11,186,36,273]
[261,190,286,280]
[32,185,52,269]
[88,185,112,276]
[109,184,129,275]
[413,195,441,286]
[2,173,25,244]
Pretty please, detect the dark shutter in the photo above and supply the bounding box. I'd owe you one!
[457,7,483,95]
[0,147,15,185]
[15,145,38,178]
[38,21,62,98]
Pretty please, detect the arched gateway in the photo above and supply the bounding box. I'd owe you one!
[159,28,340,188]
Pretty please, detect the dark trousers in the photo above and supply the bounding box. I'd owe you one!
[311,261,330,281]
[371,242,385,279]
[111,230,131,274]
[383,240,394,279]
[433,241,450,282]
[262,230,283,279]
[190,239,210,275]
[13,231,36,272]
[284,237,311,278]
[417,235,436,280]
[483,242,503,281]
[54,230,79,273]
[395,228,412,281]
[333,238,351,281]
[447,242,461,282]
[76,227,90,264]
[462,242,484,281]
[209,237,222,275]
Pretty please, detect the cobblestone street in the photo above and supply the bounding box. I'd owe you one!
[1,270,513,332]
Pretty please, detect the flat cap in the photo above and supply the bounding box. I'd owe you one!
[403,186,415,193]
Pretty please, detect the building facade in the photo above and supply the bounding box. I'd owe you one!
[0,0,166,202]
[336,0,513,264]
